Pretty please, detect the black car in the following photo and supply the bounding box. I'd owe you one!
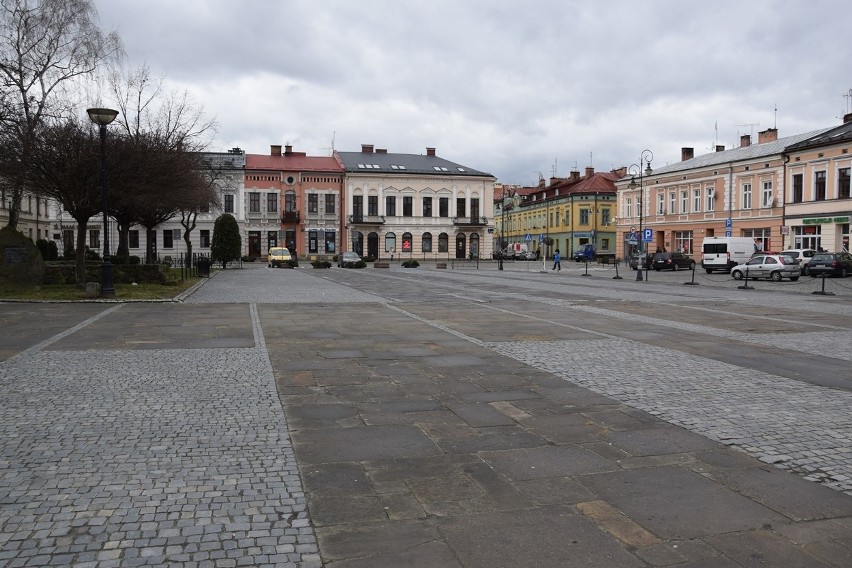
[652,252,695,271]
[807,252,852,277]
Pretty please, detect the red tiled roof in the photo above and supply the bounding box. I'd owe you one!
[245,154,343,172]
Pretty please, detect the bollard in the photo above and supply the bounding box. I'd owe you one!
[613,260,622,280]
[737,267,754,290]
[582,259,590,277]
[812,272,835,295]
[684,264,699,285]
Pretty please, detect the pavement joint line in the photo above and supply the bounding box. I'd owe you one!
[386,303,487,347]
[1,303,125,365]
[654,300,848,330]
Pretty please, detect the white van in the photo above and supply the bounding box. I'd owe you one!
[701,237,758,273]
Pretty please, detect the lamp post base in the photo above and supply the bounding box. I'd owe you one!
[101,260,115,297]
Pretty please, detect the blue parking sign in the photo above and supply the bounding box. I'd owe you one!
[642,228,653,242]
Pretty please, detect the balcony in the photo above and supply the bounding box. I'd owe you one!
[453,216,488,226]
[282,210,301,224]
[348,214,386,225]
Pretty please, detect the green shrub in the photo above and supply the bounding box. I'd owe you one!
[129,255,141,265]
[241,255,255,262]
[36,239,59,260]
[311,260,332,268]
[353,260,367,269]
[402,260,420,268]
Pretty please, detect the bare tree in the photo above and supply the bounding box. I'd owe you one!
[178,154,223,264]
[0,0,121,228]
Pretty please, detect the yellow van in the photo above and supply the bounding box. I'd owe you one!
[267,247,293,268]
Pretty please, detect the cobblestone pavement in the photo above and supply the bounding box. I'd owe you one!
[0,303,320,567]
[4,263,852,567]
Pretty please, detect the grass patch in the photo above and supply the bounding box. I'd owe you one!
[0,277,201,301]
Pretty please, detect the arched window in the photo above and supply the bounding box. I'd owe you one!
[367,232,379,259]
[422,232,432,253]
[455,233,466,259]
[384,232,396,254]
[402,232,413,253]
[438,232,449,253]
[351,231,363,256]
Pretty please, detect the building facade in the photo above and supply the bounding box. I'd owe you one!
[615,127,833,259]
[337,145,495,260]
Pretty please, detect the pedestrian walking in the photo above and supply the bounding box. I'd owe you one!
[552,248,561,271]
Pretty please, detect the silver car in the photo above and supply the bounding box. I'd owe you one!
[338,251,362,268]
[731,254,801,282]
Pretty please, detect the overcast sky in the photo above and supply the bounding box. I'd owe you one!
[94,0,850,185]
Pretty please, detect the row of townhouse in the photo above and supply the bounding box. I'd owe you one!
[46,143,496,262]
[614,115,852,258]
[0,190,52,244]
[493,167,623,260]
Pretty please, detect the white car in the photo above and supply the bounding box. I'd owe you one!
[731,254,801,282]
[780,249,817,275]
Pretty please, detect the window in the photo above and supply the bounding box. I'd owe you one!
[438,232,449,253]
[422,232,432,252]
[705,186,715,211]
[761,181,773,208]
[129,230,140,249]
[625,198,632,219]
[742,183,752,209]
[308,230,319,254]
[368,196,378,216]
[439,197,449,217]
[403,196,413,217]
[792,173,803,203]
[601,209,611,226]
[673,231,694,254]
[815,171,826,201]
[353,195,363,218]
[325,194,335,214]
[308,194,318,213]
[89,229,100,249]
[680,190,688,213]
[267,193,278,213]
[163,229,174,249]
[840,168,851,199]
[249,192,260,213]
[423,197,432,217]
[199,230,210,248]
[657,193,665,215]
[224,194,235,213]
[401,232,412,252]
[693,188,701,212]
[471,198,480,220]
[384,232,396,253]
[579,208,590,225]
[325,230,335,253]
[285,192,296,212]
[669,192,676,215]
[456,197,466,218]
[385,195,396,216]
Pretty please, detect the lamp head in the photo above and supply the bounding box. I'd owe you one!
[86,108,119,126]
[644,163,653,176]
[627,176,638,189]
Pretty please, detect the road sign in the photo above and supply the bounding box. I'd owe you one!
[725,230,732,237]
[524,233,532,242]
[538,234,544,243]
[642,228,653,242]
[725,218,732,228]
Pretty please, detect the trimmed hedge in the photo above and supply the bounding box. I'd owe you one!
[43,262,167,285]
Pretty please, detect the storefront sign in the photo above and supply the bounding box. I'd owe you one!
[802,216,849,225]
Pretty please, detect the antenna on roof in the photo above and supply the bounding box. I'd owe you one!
[551,158,558,178]
[844,89,852,114]
[322,131,336,156]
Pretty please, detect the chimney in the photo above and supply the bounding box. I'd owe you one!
[549,177,560,187]
[361,144,374,153]
[681,147,694,161]
[585,166,594,178]
[270,144,282,157]
[758,128,778,144]
[284,144,293,155]
[740,134,751,148]
[570,170,580,181]
[426,147,436,156]
[375,148,387,154]
[844,112,852,124]
[715,145,725,152]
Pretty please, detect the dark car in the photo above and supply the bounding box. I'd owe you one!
[807,252,852,277]
[337,251,362,268]
[652,252,695,271]
[629,253,654,270]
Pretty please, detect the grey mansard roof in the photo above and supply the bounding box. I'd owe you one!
[647,127,835,178]
[335,150,493,178]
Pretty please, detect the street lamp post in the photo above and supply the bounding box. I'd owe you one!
[87,107,120,297]
[627,150,653,282]
[498,189,506,270]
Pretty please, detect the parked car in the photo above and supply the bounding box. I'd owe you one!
[267,247,293,268]
[652,252,695,271]
[731,254,801,281]
[338,251,362,267]
[780,249,817,275]
[629,253,654,270]
[573,244,596,262]
[807,252,852,278]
